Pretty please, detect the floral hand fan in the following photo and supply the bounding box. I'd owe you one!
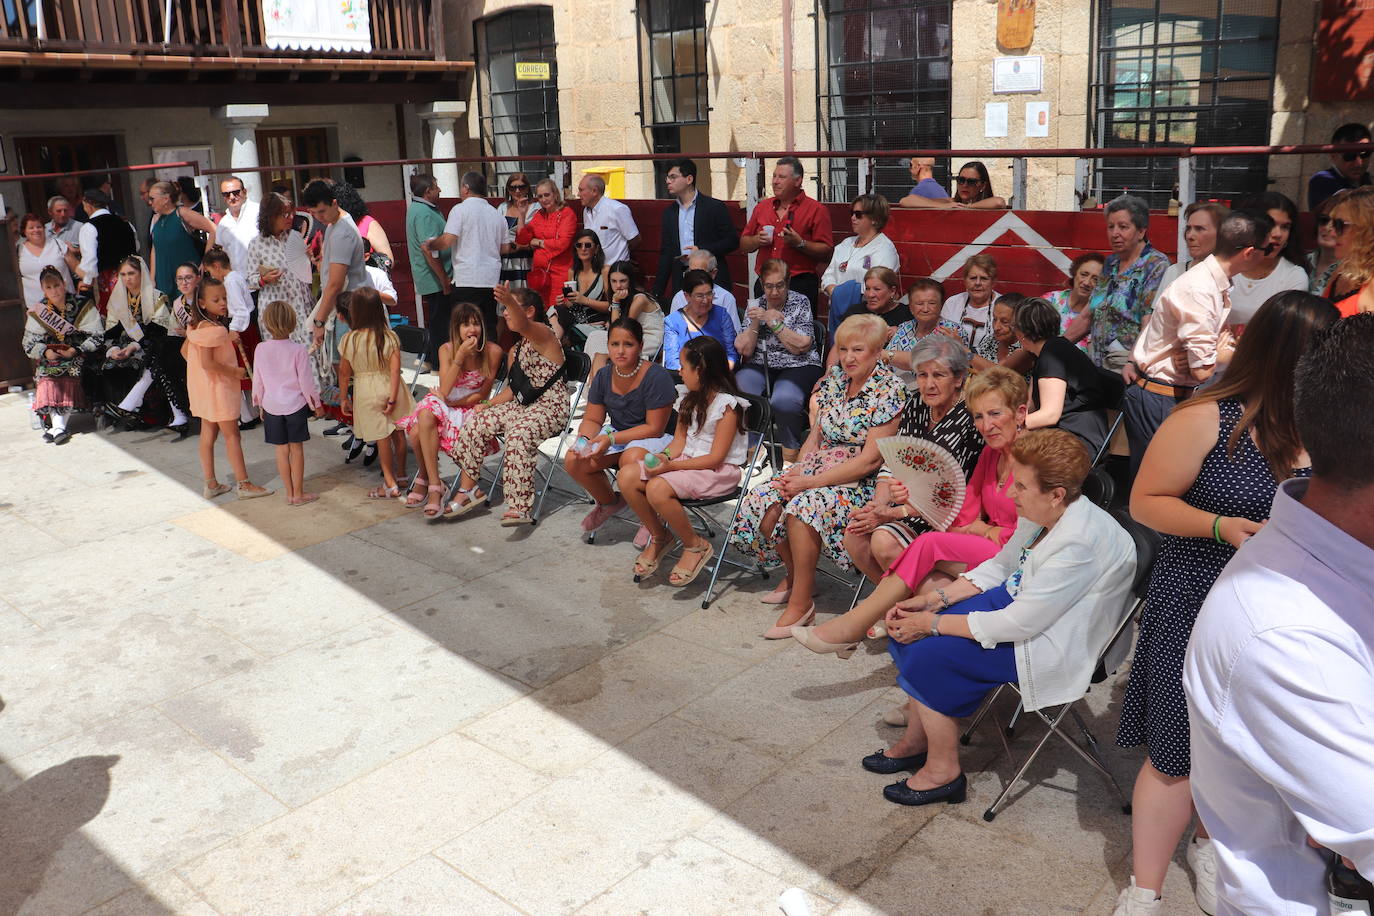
[876,437,967,531]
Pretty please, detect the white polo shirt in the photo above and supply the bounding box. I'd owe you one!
[217,201,260,272]
[443,196,506,288]
[583,195,639,265]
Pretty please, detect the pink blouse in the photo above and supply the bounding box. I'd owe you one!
[952,445,1018,544]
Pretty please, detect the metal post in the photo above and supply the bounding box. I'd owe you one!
[1011,157,1028,211]
[1176,155,1197,257]
[745,156,761,290]
[858,156,874,196]
[1074,157,1091,209]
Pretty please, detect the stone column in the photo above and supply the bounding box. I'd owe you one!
[213,104,270,203]
[418,101,468,195]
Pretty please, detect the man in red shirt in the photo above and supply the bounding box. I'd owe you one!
[741,156,834,312]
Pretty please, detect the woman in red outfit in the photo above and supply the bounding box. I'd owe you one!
[515,179,577,312]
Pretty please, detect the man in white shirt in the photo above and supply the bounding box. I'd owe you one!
[45,196,81,246]
[578,173,639,265]
[1122,212,1269,471]
[422,171,506,339]
[668,250,740,334]
[215,176,260,272]
[1183,314,1374,916]
[76,189,137,310]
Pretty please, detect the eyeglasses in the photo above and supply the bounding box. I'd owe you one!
[955,176,982,186]
[1342,151,1372,162]
[1257,242,1280,255]
[761,281,788,291]
[1332,217,1351,235]
[223,189,245,199]
[850,210,869,219]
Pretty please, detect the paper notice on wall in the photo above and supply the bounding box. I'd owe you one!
[984,102,1009,139]
[262,0,372,52]
[1025,101,1050,138]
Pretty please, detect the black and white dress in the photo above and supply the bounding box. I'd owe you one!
[1115,398,1309,777]
[871,397,984,550]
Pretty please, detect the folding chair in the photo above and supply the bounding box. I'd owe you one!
[959,507,1160,823]
[672,393,773,607]
[451,350,593,524]
[391,323,430,401]
[1082,466,1116,509]
[1092,367,1128,468]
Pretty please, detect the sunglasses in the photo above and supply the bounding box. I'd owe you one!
[1332,217,1351,235]
[955,176,982,186]
[1257,242,1280,255]
[223,189,245,198]
[1316,215,1333,226]
[1342,151,1372,162]
[574,242,595,249]
[850,209,869,219]
[509,183,530,191]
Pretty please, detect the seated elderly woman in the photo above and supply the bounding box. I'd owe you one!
[728,313,905,637]
[885,277,968,372]
[969,293,1033,375]
[823,267,916,370]
[800,429,1135,808]
[734,259,823,464]
[843,334,984,582]
[794,366,1029,649]
[1014,296,1111,457]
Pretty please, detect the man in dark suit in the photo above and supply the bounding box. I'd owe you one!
[653,158,739,303]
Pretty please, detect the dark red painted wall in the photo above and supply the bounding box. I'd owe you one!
[369,197,1181,322]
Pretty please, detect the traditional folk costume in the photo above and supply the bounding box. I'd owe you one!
[23,293,103,437]
[101,256,183,425]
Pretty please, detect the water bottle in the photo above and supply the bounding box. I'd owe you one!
[1328,848,1374,914]
[25,390,41,429]
[574,435,590,456]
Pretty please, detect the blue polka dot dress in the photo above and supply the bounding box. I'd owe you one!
[1115,398,1309,778]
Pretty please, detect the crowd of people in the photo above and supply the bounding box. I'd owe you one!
[17,140,1374,916]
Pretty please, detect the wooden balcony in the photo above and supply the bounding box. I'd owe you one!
[1,0,450,63]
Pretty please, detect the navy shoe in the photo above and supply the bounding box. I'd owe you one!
[51,431,71,446]
[323,421,349,437]
[883,773,967,807]
[861,749,928,775]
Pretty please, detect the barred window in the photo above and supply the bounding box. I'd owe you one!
[478,7,562,185]
[817,0,952,203]
[639,0,708,127]
[1092,0,1279,207]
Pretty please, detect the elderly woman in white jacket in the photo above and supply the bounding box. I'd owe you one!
[848,428,1134,807]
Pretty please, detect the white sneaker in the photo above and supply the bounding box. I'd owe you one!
[1112,877,1162,915]
[1186,837,1219,915]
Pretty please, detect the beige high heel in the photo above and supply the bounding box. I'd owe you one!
[789,625,859,658]
[763,605,814,639]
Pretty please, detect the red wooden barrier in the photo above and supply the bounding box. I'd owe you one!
[368,197,1180,324]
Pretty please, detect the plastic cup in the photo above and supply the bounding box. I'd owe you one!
[761,225,775,242]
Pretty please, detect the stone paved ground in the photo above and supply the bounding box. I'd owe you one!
[0,390,1205,915]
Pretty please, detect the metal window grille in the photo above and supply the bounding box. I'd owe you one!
[1091,0,1279,208]
[477,7,562,186]
[637,0,709,127]
[816,0,952,203]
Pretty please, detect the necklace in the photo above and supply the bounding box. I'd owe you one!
[613,359,642,379]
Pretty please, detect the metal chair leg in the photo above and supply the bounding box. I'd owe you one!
[959,684,1007,746]
[982,704,1067,822]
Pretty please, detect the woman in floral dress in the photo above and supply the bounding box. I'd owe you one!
[729,313,905,639]
[246,192,334,401]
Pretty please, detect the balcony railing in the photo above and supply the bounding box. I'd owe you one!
[2,0,442,61]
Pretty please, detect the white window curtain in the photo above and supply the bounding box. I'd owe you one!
[262,0,372,52]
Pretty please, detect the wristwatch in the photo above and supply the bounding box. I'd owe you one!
[930,615,941,637]
[312,317,326,329]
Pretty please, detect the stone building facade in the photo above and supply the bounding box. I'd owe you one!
[447,0,1372,211]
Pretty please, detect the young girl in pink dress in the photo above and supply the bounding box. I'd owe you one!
[184,275,272,501]
[397,302,503,518]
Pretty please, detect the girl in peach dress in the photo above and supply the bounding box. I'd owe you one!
[183,274,272,501]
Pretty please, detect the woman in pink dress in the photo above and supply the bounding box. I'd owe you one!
[397,302,503,517]
[792,366,1029,652]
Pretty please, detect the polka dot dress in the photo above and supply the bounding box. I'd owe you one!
[1115,398,1310,778]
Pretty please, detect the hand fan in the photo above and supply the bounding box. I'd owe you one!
[875,437,967,531]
